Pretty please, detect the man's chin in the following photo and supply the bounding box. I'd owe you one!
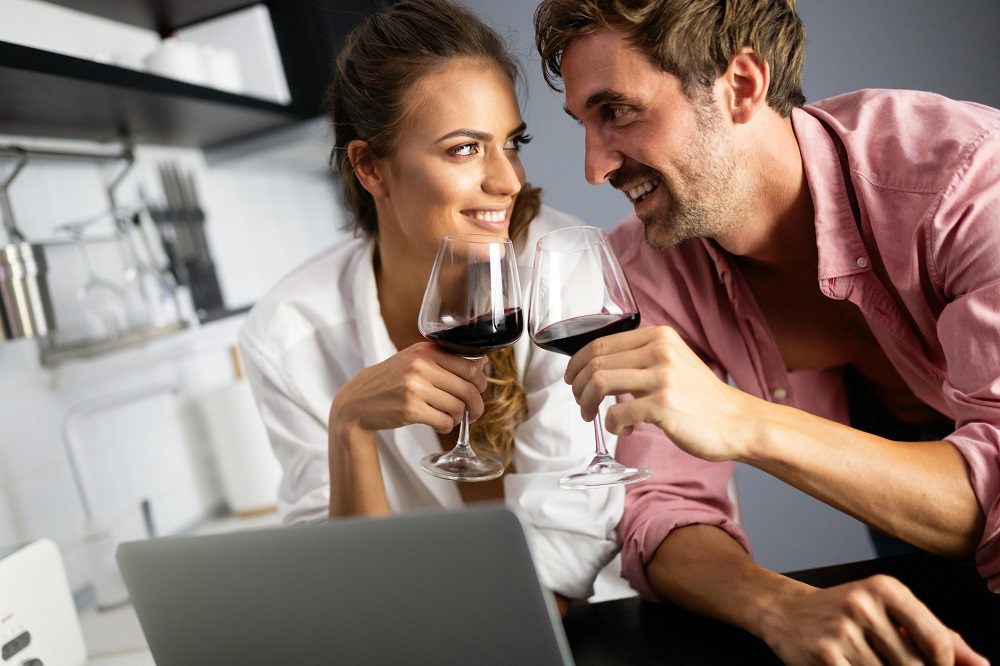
[640,216,679,250]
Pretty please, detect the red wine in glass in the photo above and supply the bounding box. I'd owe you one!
[528,226,650,489]
[532,312,640,356]
[417,234,522,481]
[425,307,523,357]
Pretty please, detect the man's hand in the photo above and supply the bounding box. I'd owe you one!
[565,326,758,462]
[759,575,988,665]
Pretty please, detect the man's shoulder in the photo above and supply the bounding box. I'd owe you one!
[804,89,1000,190]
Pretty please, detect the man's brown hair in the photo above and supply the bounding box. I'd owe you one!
[534,0,806,116]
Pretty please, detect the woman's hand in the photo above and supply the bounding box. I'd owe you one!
[564,326,758,462]
[759,575,988,665]
[331,342,488,435]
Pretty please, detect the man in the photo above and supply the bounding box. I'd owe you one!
[534,0,998,663]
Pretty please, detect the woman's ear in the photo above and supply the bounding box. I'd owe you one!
[347,140,388,198]
[722,47,770,125]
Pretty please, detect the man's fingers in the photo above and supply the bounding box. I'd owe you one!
[870,576,955,665]
[564,327,664,383]
[950,629,989,666]
[575,368,660,421]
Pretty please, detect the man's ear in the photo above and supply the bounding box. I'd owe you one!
[722,47,770,124]
[347,140,388,198]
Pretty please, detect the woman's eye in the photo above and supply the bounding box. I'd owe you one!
[504,133,533,152]
[450,142,480,157]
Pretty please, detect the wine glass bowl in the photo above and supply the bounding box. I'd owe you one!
[417,234,523,481]
[528,226,651,489]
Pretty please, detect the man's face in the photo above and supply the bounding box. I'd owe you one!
[561,28,747,249]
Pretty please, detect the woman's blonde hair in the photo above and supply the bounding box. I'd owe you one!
[326,0,532,468]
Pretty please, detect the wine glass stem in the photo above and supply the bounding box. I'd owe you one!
[455,408,472,453]
[593,407,609,456]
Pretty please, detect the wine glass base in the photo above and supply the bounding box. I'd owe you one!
[421,451,504,482]
[559,458,650,489]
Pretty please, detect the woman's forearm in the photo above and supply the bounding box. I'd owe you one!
[328,415,390,517]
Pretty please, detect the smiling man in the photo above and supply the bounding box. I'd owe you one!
[535,0,999,663]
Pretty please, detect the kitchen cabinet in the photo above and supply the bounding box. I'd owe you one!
[0,0,376,149]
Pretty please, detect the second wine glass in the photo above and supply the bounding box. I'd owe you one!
[528,226,650,489]
[417,233,523,482]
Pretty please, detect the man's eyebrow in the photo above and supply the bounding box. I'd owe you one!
[563,90,640,124]
[585,90,640,110]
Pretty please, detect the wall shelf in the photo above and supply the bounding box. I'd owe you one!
[0,41,306,149]
[38,1,260,33]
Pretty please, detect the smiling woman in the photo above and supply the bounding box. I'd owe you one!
[237,0,628,610]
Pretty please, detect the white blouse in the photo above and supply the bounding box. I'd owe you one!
[239,205,626,600]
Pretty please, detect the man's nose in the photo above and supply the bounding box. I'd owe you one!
[584,129,622,185]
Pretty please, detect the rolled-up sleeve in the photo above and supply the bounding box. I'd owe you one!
[932,131,1000,591]
[615,420,749,601]
[505,346,624,600]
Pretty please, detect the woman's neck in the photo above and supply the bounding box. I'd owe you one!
[373,235,432,351]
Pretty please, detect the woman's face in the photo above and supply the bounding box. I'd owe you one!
[374,59,529,259]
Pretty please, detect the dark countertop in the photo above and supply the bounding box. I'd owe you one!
[565,552,998,665]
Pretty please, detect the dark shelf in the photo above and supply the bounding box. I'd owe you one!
[0,41,308,148]
[39,0,261,34]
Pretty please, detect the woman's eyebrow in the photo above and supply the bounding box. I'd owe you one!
[434,121,527,144]
[435,128,492,143]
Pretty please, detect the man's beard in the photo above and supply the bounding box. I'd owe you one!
[634,103,745,250]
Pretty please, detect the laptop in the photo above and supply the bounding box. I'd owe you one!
[117,503,574,665]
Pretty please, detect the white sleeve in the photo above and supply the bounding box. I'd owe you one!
[238,331,330,526]
[505,344,624,600]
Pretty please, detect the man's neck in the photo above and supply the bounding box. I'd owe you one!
[714,114,816,273]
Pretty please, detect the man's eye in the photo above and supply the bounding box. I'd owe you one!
[605,106,634,123]
[450,143,480,157]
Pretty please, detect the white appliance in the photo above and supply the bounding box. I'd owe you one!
[0,539,87,666]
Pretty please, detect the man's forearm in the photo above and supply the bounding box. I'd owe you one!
[744,402,983,557]
[645,524,809,638]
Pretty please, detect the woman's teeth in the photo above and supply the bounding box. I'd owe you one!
[628,179,659,202]
[469,210,506,223]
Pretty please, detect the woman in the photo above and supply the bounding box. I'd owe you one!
[238,0,626,608]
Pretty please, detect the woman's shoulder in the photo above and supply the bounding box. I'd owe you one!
[240,234,371,354]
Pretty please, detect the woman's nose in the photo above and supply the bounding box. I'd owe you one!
[482,151,523,197]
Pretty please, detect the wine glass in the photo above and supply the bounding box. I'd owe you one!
[60,221,131,343]
[417,234,523,481]
[528,226,650,489]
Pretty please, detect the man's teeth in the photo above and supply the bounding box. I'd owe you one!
[470,210,506,223]
[627,179,659,201]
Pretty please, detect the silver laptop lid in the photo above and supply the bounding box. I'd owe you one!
[117,503,574,665]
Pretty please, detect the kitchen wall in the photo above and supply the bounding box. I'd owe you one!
[0,124,345,595]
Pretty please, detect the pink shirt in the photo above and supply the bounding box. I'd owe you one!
[610,89,1000,598]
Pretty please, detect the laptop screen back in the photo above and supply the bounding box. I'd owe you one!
[117,504,574,665]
